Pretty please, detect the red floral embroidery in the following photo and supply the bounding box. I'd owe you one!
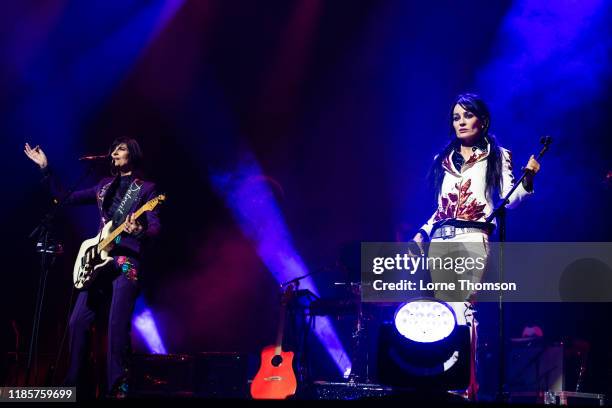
[442,149,488,176]
[442,155,459,175]
[463,150,488,170]
[434,179,487,222]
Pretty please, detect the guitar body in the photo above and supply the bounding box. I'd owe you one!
[73,221,114,290]
[250,346,296,399]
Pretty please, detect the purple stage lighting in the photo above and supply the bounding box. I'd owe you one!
[133,298,167,354]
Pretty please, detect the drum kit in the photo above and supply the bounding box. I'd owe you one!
[279,241,394,386]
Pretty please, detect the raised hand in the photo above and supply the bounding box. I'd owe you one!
[24,143,48,169]
[524,155,541,174]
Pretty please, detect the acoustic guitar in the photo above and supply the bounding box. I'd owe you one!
[250,284,297,399]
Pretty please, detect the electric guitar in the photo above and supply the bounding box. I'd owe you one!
[250,284,297,399]
[72,194,165,289]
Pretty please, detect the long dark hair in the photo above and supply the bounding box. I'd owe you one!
[108,137,144,177]
[428,93,502,200]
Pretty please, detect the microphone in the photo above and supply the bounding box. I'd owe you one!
[540,135,553,146]
[79,154,109,161]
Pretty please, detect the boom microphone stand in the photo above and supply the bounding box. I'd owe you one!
[487,136,552,402]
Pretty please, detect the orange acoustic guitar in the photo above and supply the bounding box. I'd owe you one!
[250,284,297,399]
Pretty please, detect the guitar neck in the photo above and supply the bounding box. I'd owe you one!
[97,206,148,251]
[274,304,287,355]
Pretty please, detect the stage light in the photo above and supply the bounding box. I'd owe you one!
[133,297,167,354]
[394,299,457,343]
[378,298,470,390]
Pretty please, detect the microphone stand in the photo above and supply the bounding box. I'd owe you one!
[25,163,97,386]
[488,136,552,402]
[280,269,325,390]
[280,268,327,290]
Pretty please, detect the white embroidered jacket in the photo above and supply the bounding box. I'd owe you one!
[419,142,533,238]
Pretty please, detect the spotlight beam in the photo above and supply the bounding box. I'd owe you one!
[211,155,351,376]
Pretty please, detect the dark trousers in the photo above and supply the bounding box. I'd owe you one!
[64,268,140,394]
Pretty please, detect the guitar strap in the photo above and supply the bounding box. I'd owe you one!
[111,178,144,227]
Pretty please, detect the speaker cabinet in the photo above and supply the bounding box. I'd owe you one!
[507,341,564,393]
[194,352,249,398]
[130,354,194,397]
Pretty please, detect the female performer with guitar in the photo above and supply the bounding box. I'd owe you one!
[24,138,161,399]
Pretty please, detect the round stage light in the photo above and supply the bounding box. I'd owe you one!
[394,299,457,343]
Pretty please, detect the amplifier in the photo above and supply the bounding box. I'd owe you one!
[193,352,249,398]
[506,341,564,392]
[130,354,195,397]
[310,381,393,400]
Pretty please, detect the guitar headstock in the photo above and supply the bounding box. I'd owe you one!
[143,194,166,212]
